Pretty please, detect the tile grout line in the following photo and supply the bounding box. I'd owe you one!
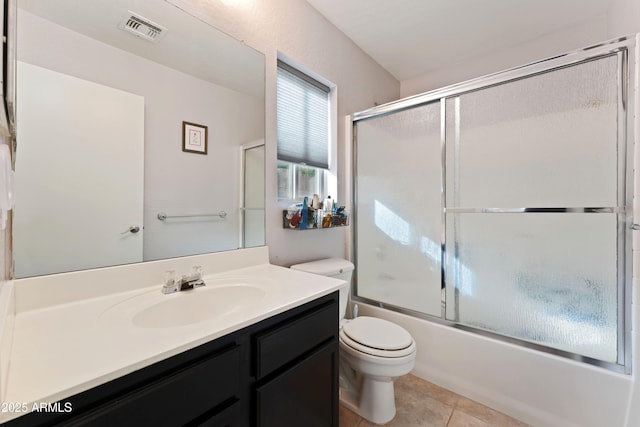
[445,398,460,427]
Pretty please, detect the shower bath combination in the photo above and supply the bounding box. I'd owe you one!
[351,34,636,374]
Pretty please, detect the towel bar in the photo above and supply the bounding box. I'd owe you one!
[157,211,227,221]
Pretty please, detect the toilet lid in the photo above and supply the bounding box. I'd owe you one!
[342,316,413,351]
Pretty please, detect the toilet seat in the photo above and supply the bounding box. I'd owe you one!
[340,316,415,358]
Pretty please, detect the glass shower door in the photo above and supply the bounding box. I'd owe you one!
[444,54,622,363]
[352,37,633,370]
[355,102,442,316]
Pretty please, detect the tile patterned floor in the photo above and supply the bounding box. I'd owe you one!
[339,374,531,427]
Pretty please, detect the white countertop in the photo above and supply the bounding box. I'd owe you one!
[1,260,346,423]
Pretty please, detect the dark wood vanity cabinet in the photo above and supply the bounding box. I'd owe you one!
[5,292,339,427]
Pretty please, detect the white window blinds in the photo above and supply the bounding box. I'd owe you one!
[277,60,330,169]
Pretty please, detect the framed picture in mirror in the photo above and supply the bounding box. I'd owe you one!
[182,121,208,154]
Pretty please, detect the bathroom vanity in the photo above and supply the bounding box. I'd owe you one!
[0,247,345,426]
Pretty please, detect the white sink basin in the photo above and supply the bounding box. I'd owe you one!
[101,284,267,329]
[133,285,266,328]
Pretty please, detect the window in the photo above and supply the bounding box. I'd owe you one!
[277,161,326,200]
[276,59,330,201]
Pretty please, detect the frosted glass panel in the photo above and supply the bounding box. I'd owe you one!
[355,103,442,316]
[446,55,618,208]
[352,46,628,369]
[445,213,618,362]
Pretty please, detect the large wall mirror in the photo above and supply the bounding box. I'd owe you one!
[13,0,265,278]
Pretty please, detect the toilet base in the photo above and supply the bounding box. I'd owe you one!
[339,375,396,425]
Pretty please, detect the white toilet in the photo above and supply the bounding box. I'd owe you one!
[290,258,416,425]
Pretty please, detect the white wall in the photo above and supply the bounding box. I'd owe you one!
[401,0,640,98]
[619,1,640,424]
[0,136,9,282]
[401,14,609,97]
[167,0,400,267]
[608,0,640,39]
[17,10,264,263]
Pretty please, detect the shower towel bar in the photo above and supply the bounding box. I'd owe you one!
[157,211,227,221]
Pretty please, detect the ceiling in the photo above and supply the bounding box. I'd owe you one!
[18,0,264,98]
[305,0,614,81]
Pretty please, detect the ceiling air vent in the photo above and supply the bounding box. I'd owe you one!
[119,11,167,43]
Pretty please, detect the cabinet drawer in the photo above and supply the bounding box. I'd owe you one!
[254,299,337,378]
[65,345,241,426]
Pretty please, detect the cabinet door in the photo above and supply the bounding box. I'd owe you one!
[255,341,338,427]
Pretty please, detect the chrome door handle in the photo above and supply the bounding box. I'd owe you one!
[122,225,140,234]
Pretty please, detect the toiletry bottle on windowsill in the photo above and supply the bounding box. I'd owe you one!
[300,197,308,229]
[324,196,333,213]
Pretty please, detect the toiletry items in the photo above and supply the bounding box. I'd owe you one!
[300,197,308,229]
[324,196,333,212]
[331,206,349,226]
[285,204,301,228]
[322,212,332,228]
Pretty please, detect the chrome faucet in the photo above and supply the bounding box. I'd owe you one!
[162,266,206,294]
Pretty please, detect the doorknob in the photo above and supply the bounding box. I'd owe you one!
[121,225,140,234]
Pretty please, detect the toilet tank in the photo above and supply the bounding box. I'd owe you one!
[290,258,354,320]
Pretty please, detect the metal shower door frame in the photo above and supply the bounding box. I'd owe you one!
[351,35,637,374]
